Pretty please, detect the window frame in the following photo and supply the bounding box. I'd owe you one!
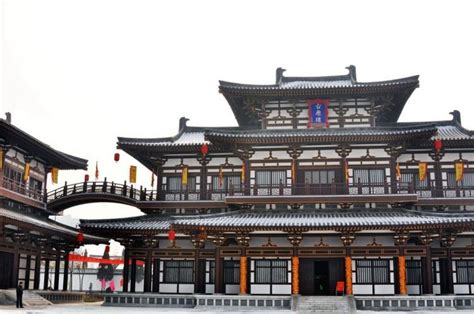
[162,260,194,284]
[223,260,240,285]
[355,259,390,284]
[254,259,289,284]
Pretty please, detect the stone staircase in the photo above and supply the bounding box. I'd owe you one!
[296,296,355,313]
[0,289,52,306]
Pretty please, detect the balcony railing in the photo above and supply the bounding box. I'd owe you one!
[1,176,44,202]
[46,179,474,205]
[160,181,474,201]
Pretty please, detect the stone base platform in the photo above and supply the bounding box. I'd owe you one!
[103,293,293,310]
[355,295,474,311]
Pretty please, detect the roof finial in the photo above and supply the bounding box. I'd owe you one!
[5,112,11,124]
[346,65,357,81]
[449,110,461,125]
[276,67,286,84]
[179,117,189,132]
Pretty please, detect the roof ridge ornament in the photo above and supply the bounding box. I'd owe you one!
[450,110,461,125]
[276,67,286,84]
[179,117,189,132]
[345,65,357,81]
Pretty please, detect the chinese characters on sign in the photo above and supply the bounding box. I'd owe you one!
[307,99,330,128]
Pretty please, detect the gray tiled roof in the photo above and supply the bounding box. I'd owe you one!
[205,124,437,140]
[220,77,419,91]
[1,208,104,241]
[173,209,474,229]
[81,214,172,231]
[80,209,474,232]
[435,125,472,141]
[118,131,209,147]
[0,118,88,170]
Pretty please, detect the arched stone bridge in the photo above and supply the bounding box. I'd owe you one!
[46,181,225,213]
[46,181,153,212]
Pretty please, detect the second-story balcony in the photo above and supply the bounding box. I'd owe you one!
[46,179,474,213]
[1,176,45,209]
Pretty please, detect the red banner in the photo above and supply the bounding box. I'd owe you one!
[68,253,144,266]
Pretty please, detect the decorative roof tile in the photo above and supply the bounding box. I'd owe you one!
[0,118,88,170]
[80,209,474,233]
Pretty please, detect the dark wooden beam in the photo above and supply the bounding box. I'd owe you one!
[225,194,418,205]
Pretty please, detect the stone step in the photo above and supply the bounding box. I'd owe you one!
[297,296,355,313]
[0,289,52,307]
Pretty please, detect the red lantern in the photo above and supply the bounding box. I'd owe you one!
[114,153,120,162]
[434,138,443,152]
[105,245,110,253]
[200,143,209,156]
[76,231,84,245]
[84,174,90,182]
[168,229,176,241]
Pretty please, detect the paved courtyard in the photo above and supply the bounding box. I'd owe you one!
[2,303,474,313]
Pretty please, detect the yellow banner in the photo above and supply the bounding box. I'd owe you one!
[344,160,349,183]
[182,166,188,185]
[0,149,3,170]
[455,162,464,182]
[23,161,31,182]
[129,165,137,183]
[51,167,59,184]
[419,162,427,181]
[241,161,246,182]
[396,162,401,181]
[218,167,224,187]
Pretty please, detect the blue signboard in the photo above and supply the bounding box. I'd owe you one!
[307,99,330,128]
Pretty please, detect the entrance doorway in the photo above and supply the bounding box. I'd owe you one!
[0,251,14,289]
[314,261,330,295]
[300,258,344,295]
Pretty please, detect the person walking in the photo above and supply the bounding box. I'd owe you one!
[16,282,24,308]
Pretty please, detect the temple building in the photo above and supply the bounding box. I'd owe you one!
[50,66,474,297]
[0,114,103,291]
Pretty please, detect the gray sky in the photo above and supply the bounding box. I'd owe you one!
[2,0,474,220]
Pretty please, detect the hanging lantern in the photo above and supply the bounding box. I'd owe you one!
[114,153,120,162]
[434,138,443,152]
[84,174,90,182]
[168,229,176,241]
[200,143,209,156]
[76,231,85,245]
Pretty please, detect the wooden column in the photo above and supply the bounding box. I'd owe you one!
[152,259,160,293]
[122,249,130,292]
[239,255,247,295]
[33,253,41,290]
[345,249,353,295]
[445,248,454,294]
[214,248,223,294]
[398,255,407,295]
[291,255,299,295]
[422,246,433,294]
[62,251,70,291]
[130,258,137,292]
[43,259,50,290]
[144,250,152,292]
[11,251,19,288]
[53,254,60,291]
[429,150,444,198]
[197,155,210,200]
[25,255,31,289]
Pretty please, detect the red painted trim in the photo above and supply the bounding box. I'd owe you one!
[68,253,144,266]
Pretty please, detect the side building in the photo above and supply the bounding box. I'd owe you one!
[0,114,104,291]
[74,66,474,296]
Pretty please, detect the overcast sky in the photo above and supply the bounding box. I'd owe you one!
[2,0,474,220]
